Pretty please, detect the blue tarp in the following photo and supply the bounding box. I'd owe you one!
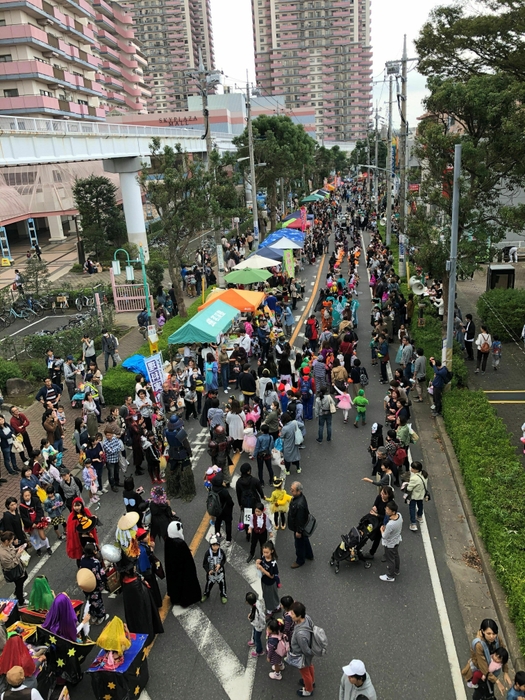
[258,229,305,248]
[122,353,148,377]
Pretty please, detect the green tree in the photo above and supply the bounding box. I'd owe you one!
[209,152,248,232]
[350,133,388,171]
[415,1,525,82]
[23,257,50,296]
[139,139,213,318]
[73,175,127,259]
[407,72,525,329]
[233,115,316,232]
[313,145,351,188]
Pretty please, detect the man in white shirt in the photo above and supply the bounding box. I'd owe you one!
[1,666,45,700]
[238,330,251,356]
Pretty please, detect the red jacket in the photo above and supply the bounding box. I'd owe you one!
[10,412,30,434]
[306,318,319,340]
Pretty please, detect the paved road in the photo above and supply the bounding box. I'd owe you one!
[0,311,79,342]
[0,233,470,700]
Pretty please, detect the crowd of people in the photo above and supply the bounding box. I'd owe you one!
[0,184,520,700]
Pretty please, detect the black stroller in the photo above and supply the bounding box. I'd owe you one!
[329,513,380,573]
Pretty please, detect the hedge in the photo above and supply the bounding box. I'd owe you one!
[443,391,525,654]
[0,360,23,392]
[477,288,525,343]
[102,287,215,406]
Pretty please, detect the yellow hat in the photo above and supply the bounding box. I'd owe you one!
[96,616,131,656]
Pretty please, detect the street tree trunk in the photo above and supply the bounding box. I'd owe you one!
[167,237,187,318]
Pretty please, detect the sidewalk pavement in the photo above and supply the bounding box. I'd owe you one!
[455,263,525,456]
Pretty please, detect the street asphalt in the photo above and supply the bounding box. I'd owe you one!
[0,232,471,700]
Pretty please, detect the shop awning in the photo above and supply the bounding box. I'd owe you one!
[234,255,279,270]
[198,289,265,313]
[168,300,239,345]
[249,247,283,261]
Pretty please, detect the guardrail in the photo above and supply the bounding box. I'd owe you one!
[0,114,228,140]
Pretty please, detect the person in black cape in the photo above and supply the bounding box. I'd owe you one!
[117,552,164,645]
[164,520,201,607]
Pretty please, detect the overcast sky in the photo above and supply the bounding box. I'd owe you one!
[209,0,447,134]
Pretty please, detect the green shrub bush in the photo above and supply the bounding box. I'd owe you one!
[0,360,22,391]
[21,360,49,384]
[443,390,525,654]
[477,288,525,342]
[102,365,136,406]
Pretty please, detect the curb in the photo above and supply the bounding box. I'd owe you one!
[433,413,525,671]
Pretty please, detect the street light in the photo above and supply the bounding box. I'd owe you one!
[112,245,151,318]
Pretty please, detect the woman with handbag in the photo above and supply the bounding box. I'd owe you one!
[0,414,20,478]
[19,488,52,557]
[314,387,336,443]
[0,530,28,605]
[404,461,430,532]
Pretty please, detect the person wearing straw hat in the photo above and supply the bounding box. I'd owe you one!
[78,542,109,626]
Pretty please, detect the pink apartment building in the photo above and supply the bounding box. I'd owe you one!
[251,0,372,143]
[122,0,214,113]
[0,0,150,120]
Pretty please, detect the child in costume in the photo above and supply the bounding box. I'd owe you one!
[43,485,67,540]
[264,477,291,530]
[242,421,257,458]
[201,535,227,604]
[82,459,100,509]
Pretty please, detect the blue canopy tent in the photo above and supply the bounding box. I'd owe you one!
[259,230,305,249]
[168,300,239,345]
[249,247,283,261]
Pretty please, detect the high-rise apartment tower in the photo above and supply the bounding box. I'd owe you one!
[123,0,214,113]
[252,0,372,143]
[0,0,149,120]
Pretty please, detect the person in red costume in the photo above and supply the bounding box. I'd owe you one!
[66,497,99,567]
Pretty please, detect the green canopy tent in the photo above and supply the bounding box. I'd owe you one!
[300,194,325,203]
[225,269,272,284]
[168,299,239,345]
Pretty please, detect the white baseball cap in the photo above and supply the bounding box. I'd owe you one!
[209,535,219,545]
[342,659,366,677]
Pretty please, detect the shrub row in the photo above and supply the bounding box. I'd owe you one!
[443,391,525,655]
[102,287,215,406]
[477,288,525,343]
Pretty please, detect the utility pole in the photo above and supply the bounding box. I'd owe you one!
[444,144,461,369]
[186,47,222,171]
[374,107,379,209]
[385,74,393,246]
[398,35,408,278]
[246,78,260,243]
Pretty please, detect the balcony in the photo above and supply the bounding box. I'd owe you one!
[112,7,133,25]
[93,0,112,18]
[106,90,125,103]
[0,94,105,119]
[54,0,94,19]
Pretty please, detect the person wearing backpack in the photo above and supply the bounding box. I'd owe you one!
[101,329,119,371]
[475,325,492,375]
[314,387,335,443]
[404,461,429,532]
[298,368,315,421]
[349,359,368,397]
[210,474,234,547]
[266,617,288,680]
[429,357,450,418]
[253,425,275,486]
[305,315,319,353]
[289,601,319,697]
[235,463,265,540]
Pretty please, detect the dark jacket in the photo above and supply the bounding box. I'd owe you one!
[238,371,257,394]
[211,475,234,518]
[0,424,15,451]
[1,509,27,544]
[19,496,45,530]
[150,502,173,541]
[288,492,310,533]
[235,474,264,509]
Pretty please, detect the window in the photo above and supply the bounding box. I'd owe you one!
[0,54,12,62]
[78,99,88,105]
[3,88,18,97]
[39,89,53,97]
[0,19,6,26]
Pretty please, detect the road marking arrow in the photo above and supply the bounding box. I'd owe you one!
[172,604,256,700]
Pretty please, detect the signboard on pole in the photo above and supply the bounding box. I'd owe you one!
[282,249,295,278]
[408,184,420,192]
[144,352,164,401]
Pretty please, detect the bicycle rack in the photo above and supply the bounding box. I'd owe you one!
[0,226,13,263]
[27,218,39,248]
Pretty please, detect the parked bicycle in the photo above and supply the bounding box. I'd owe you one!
[75,285,105,311]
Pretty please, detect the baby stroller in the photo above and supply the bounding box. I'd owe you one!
[329,513,380,573]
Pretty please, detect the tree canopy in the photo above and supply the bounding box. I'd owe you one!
[72,175,127,259]
[233,114,316,232]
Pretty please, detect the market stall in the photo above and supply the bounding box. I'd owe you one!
[167,300,239,346]
[197,289,265,313]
